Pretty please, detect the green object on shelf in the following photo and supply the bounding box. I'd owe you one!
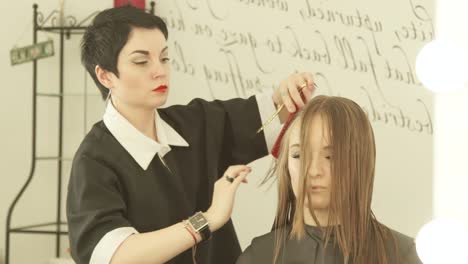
[10,39,54,66]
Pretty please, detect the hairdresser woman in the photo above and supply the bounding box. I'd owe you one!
[66,5,315,264]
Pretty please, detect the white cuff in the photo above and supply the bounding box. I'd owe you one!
[255,91,282,152]
[90,227,139,264]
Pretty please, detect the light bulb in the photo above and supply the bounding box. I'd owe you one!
[415,39,468,93]
[415,217,468,264]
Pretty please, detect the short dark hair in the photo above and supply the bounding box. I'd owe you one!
[81,5,168,99]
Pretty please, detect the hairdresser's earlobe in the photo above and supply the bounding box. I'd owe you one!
[95,65,114,89]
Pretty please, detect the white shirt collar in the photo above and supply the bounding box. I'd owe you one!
[103,103,189,170]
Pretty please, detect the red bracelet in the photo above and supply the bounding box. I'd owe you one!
[183,221,199,264]
[183,221,198,245]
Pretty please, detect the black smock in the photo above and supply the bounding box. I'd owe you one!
[66,96,269,264]
[236,225,423,264]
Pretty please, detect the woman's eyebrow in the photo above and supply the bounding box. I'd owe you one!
[130,47,168,56]
[130,50,149,55]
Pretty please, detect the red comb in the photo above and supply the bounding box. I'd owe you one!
[271,91,305,158]
[271,111,298,158]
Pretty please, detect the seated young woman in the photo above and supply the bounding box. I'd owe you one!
[237,95,422,264]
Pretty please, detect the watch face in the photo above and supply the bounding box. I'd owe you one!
[190,213,208,230]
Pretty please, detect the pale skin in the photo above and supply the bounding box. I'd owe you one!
[95,26,315,263]
[287,117,332,226]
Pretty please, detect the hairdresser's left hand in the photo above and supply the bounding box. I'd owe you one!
[273,72,315,122]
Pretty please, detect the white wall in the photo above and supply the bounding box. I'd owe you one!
[433,0,468,227]
[0,1,109,263]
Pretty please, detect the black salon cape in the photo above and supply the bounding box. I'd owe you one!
[236,225,422,264]
[67,96,268,264]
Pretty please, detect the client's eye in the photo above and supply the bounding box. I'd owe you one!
[291,153,300,159]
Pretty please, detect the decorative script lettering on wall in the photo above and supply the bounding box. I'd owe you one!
[159,0,433,134]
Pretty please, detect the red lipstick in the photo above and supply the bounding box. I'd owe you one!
[153,85,168,93]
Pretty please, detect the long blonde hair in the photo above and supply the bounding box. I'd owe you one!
[271,96,399,264]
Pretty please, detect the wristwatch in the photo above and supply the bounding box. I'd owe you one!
[187,211,212,241]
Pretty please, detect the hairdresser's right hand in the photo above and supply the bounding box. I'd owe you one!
[204,165,251,232]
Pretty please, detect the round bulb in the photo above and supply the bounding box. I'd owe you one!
[415,218,468,264]
[415,40,468,93]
